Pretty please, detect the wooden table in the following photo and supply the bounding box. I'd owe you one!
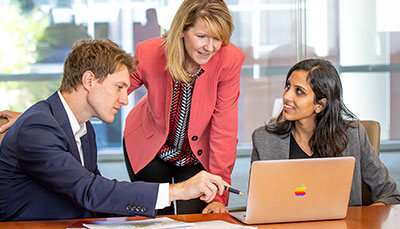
[1,205,400,228]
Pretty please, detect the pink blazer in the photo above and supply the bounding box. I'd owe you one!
[124,37,245,204]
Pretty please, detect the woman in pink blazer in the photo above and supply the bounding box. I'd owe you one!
[123,0,244,215]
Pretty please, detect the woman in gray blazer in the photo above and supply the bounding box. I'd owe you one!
[251,59,400,206]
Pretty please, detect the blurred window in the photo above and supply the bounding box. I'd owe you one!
[1,0,399,156]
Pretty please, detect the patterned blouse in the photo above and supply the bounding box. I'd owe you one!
[157,69,204,166]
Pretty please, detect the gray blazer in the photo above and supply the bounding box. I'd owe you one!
[251,122,400,206]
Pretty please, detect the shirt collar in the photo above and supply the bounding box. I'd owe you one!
[57,90,87,138]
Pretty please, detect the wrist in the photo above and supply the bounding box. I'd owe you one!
[168,183,182,202]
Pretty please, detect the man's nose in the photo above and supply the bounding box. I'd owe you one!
[120,91,129,106]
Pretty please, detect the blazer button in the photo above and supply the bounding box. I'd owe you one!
[192,136,198,141]
[197,149,203,156]
[126,205,131,211]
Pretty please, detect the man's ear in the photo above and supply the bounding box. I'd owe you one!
[315,98,327,114]
[82,70,95,90]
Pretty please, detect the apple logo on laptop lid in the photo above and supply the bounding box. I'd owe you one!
[295,184,306,197]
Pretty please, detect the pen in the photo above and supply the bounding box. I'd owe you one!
[224,186,245,195]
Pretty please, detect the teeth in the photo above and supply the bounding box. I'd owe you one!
[284,104,294,109]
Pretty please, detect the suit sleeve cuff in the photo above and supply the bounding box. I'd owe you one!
[155,183,170,209]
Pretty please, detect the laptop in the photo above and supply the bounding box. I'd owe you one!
[230,157,355,224]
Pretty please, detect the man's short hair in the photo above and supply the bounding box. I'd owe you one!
[59,39,137,92]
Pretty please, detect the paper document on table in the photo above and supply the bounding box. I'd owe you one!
[188,220,257,228]
[81,217,256,229]
[82,217,193,228]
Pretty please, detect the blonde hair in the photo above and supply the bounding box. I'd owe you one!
[164,0,233,83]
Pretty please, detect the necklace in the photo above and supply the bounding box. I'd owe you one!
[183,67,202,78]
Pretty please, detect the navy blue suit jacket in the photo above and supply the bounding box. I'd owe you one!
[0,92,159,221]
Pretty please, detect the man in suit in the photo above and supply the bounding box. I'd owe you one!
[0,39,228,221]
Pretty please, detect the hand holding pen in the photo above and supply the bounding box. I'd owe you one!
[225,186,245,195]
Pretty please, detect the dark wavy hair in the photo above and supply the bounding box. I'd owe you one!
[267,59,357,157]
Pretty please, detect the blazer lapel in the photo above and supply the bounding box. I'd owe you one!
[47,92,82,163]
[165,73,173,125]
[276,134,291,159]
[191,70,206,126]
[190,53,216,127]
[81,132,93,171]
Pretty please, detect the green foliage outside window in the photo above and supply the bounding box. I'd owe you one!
[0,5,48,73]
[0,4,58,111]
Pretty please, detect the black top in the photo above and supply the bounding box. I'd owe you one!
[289,133,316,159]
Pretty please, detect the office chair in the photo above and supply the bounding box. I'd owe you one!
[359,120,381,205]
[0,117,8,144]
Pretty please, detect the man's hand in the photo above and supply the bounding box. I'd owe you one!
[169,170,228,203]
[0,110,22,133]
[202,201,228,214]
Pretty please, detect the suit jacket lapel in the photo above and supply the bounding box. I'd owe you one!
[81,132,93,171]
[47,92,82,164]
